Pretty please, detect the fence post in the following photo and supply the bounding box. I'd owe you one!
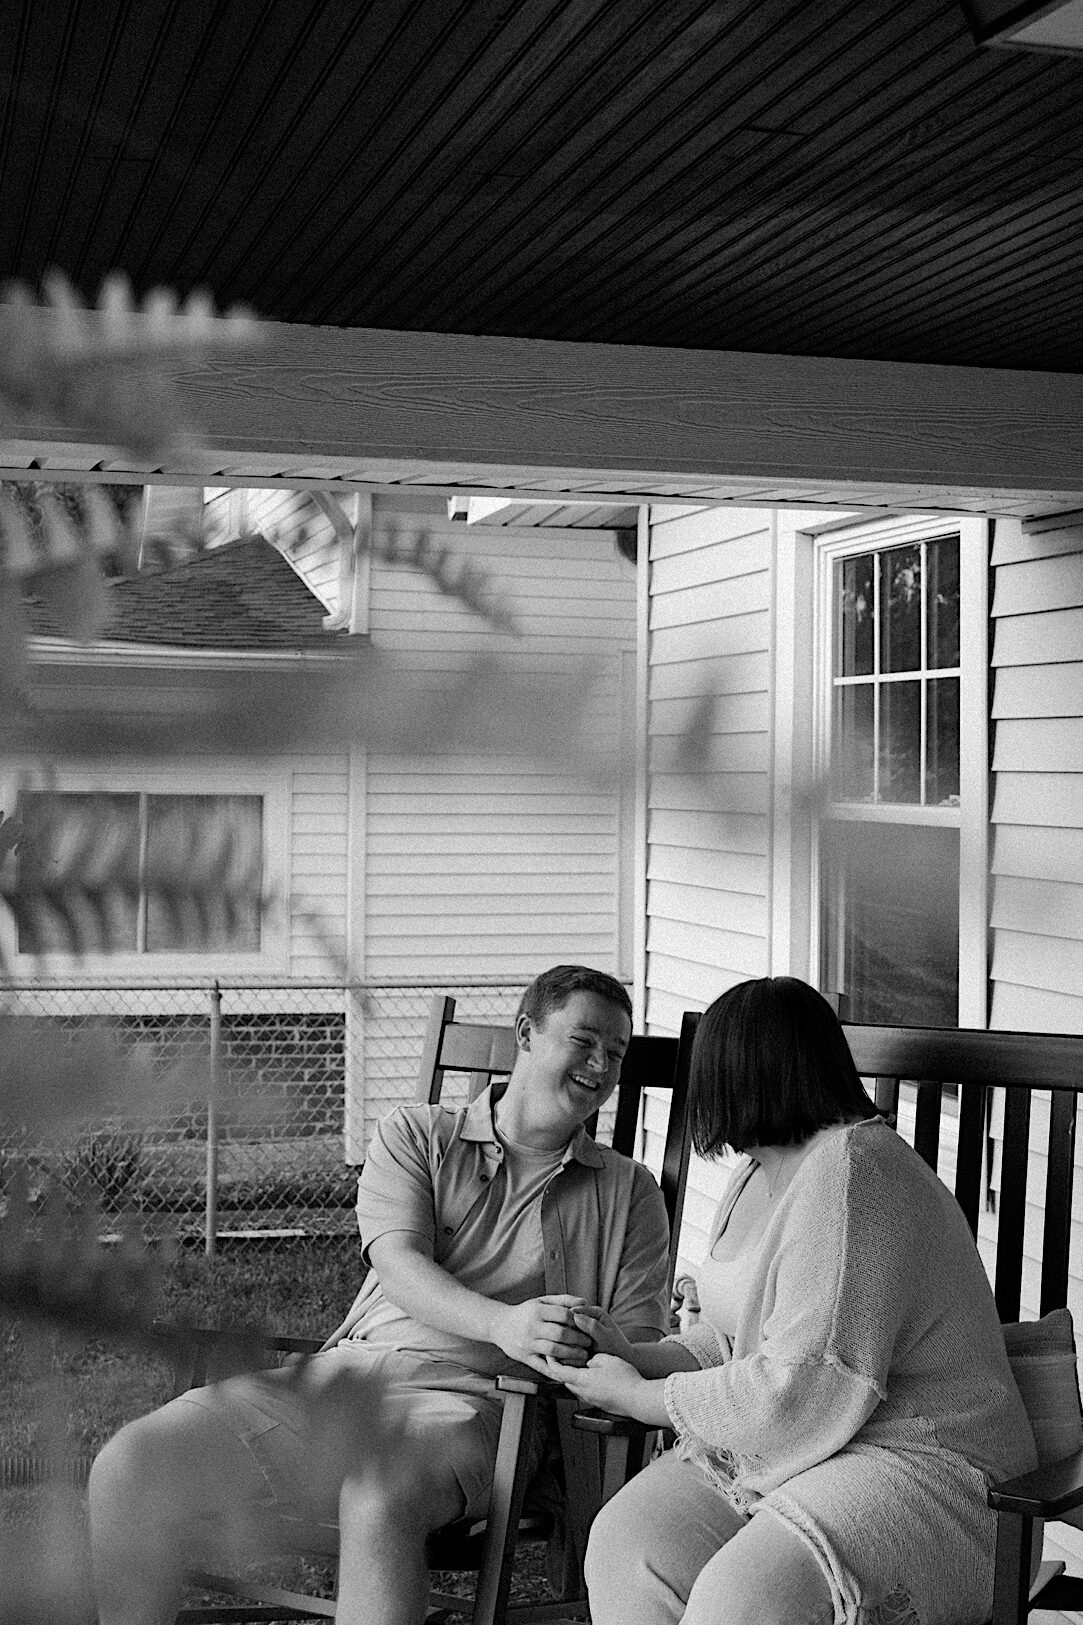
[206,981,221,1257]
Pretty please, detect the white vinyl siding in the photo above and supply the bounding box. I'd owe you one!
[979,512,1083,1575]
[288,756,350,978]
[641,505,774,1267]
[990,516,1083,1034]
[364,518,636,983]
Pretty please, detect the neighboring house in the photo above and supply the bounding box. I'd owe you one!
[4,490,638,1155]
[11,533,359,985]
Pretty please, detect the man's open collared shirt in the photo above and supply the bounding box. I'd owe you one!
[337,1084,670,1378]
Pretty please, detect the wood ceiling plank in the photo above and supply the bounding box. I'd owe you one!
[722,191,1083,363]
[3,0,112,279]
[499,42,1045,351]
[266,0,649,324]
[646,77,1083,358]
[176,0,593,318]
[108,0,316,289]
[348,1,857,329]
[395,1,975,336]
[165,0,460,301]
[457,24,1071,355]
[56,1,221,289]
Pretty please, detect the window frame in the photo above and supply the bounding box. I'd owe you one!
[0,759,290,978]
[809,513,990,1026]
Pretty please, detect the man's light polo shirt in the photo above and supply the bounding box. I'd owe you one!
[338,1084,670,1377]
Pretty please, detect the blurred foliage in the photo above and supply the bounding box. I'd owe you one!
[0,270,717,1619]
[0,785,265,969]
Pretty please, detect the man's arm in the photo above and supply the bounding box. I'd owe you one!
[368,1231,592,1377]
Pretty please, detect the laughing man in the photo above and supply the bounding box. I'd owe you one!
[88,964,670,1625]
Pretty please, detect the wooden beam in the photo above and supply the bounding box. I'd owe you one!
[8,315,1083,512]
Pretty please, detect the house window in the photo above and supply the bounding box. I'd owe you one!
[15,791,263,956]
[815,518,988,1028]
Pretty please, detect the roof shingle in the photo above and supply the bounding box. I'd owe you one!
[26,537,355,654]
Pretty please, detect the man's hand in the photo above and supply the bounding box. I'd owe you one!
[548,1352,663,1423]
[490,1294,593,1376]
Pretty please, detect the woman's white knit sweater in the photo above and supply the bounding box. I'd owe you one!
[663,1117,1036,1625]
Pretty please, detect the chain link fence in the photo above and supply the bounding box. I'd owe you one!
[0,979,523,1253]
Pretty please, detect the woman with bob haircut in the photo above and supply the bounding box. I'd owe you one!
[557,976,1037,1625]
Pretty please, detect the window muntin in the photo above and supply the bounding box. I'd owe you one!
[16,791,263,955]
[819,527,968,1028]
[832,535,961,808]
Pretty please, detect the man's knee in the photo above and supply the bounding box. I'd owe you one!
[89,1414,168,1523]
[90,1397,260,1536]
[338,1453,465,1542]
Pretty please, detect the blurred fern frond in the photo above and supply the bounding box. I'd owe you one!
[0,271,259,461]
[310,492,519,636]
[0,786,267,966]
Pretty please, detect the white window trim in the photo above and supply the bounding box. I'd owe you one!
[770,511,989,1025]
[0,758,290,979]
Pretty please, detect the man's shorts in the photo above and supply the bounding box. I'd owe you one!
[178,1343,533,1532]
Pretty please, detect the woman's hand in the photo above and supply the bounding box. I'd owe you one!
[570,1305,636,1365]
[547,1352,670,1426]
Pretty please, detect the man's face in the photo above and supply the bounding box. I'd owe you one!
[517,990,631,1128]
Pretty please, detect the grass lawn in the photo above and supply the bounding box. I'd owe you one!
[1,1237,556,1623]
[1,1236,365,1465]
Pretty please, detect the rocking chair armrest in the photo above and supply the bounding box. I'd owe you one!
[495,1373,568,1397]
[989,1445,1083,1519]
[154,1321,325,1398]
[571,1407,651,1437]
[152,1322,325,1357]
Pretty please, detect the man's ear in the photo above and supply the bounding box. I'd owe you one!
[515,1012,532,1051]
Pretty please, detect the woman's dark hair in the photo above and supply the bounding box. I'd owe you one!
[516,964,632,1028]
[689,977,878,1156]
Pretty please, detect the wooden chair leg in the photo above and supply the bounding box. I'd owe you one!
[553,1397,603,1593]
[991,1510,1033,1625]
[598,1424,653,1507]
[470,1388,539,1625]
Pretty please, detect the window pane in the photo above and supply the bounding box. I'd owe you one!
[927,536,960,670]
[927,676,960,806]
[879,681,921,803]
[833,684,875,801]
[144,795,262,953]
[15,792,140,953]
[879,545,922,674]
[819,821,959,1026]
[835,554,874,677]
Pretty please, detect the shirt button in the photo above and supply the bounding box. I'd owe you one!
[549,1249,557,1260]
[479,1173,489,1183]
[443,1226,454,1235]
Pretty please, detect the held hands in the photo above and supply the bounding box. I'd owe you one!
[491,1293,594,1376]
[569,1305,636,1365]
[548,1352,654,1422]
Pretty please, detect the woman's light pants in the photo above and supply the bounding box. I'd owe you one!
[585,1451,836,1625]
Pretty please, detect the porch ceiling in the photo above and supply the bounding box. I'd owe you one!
[4,0,1083,379]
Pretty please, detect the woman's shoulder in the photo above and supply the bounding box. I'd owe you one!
[797,1115,933,1192]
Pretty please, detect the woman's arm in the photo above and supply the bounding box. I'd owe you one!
[572,1307,702,1375]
